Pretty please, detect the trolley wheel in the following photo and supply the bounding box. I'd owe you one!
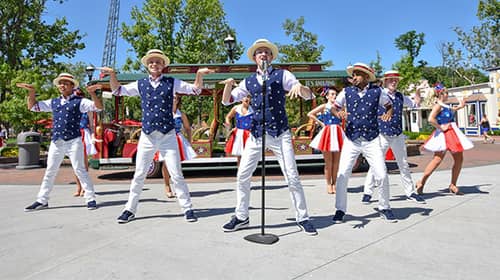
[146,160,162,178]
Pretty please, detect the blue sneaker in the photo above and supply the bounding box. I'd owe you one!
[379,209,397,223]
[362,194,372,204]
[332,210,345,223]
[117,210,135,224]
[87,200,97,210]
[24,201,48,212]
[222,216,249,232]
[297,220,318,236]
[407,193,426,204]
[184,210,198,222]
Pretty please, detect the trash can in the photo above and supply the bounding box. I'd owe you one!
[16,132,42,169]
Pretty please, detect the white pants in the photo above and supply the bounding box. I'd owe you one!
[364,134,415,197]
[336,136,390,212]
[235,130,309,222]
[125,130,192,214]
[37,137,96,204]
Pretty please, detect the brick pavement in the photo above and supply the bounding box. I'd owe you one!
[1,136,498,186]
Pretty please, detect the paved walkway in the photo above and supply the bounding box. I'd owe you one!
[1,137,499,279]
[1,136,499,185]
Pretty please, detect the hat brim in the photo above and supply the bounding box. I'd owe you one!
[141,53,170,67]
[346,66,376,82]
[53,77,79,88]
[247,42,279,62]
[381,76,402,81]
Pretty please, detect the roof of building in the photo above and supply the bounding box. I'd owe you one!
[89,62,349,91]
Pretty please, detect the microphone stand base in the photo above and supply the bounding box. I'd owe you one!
[244,233,279,245]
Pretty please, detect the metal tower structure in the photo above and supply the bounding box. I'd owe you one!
[101,0,120,67]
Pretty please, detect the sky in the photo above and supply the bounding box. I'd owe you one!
[44,0,482,71]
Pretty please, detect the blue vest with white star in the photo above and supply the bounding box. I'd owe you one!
[344,85,381,141]
[246,69,288,138]
[51,96,83,142]
[378,91,403,136]
[138,77,175,135]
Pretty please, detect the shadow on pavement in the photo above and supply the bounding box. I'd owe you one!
[190,188,233,197]
[96,188,150,195]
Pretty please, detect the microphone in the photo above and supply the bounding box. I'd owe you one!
[261,59,268,81]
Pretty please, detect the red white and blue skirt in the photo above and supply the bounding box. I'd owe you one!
[309,124,345,152]
[159,133,197,162]
[80,128,97,156]
[225,128,251,156]
[176,133,197,161]
[423,122,474,153]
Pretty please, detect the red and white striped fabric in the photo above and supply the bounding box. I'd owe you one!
[158,133,197,162]
[423,122,473,153]
[175,133,197,161]
[80,128,97,156]
[225,128,251,156]
[309,124,345,152]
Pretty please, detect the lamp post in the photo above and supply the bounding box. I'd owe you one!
[85,65,96,84]
[223,35,236,64]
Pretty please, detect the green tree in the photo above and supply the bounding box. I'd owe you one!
[121,0,243,68]
[370,51,384,78]
[0,0,85,132]
[175,0,241,64]
[0,61,89,134]
[438,42,486,85]
[421,65,488,88]
[276,16,329,65]
[120,0,183,71]
[120,0,243,127]
[453,0,499,69]
[393,31,427,93]
[394,30,425,65]
[277,16,329,126]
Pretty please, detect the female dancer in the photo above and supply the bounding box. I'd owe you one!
[224,96,253,166]
[162,95,196,198]
[307,86,344,194]
[416,84,473,195]
[74,88,97,197]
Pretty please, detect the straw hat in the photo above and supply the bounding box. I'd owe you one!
[381,70,402,81]
[346,62,376,82]
[141,49,170,67]
[246,39,279,62]
[53,73,79,88]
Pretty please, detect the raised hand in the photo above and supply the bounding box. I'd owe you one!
[218,78,236,85]
[197,67,215,75]
[99,67,116,75]
[287,84,312,100]
[16,83,36,92]
[86,84,103,94]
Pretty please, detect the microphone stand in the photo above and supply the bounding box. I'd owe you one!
[244,61,279,245]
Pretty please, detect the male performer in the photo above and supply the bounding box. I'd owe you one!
[362,70,425,204]
[101,49,213,223]
[220,39,317,235]
[332,63,397,223]
[18,73,103,211]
